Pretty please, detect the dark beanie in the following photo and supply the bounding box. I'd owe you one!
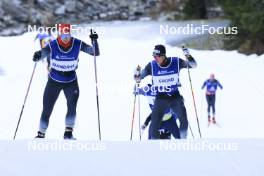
[154,45,166,56]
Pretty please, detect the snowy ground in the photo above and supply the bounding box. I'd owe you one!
[0,21,264,175]
[1,139,264,176]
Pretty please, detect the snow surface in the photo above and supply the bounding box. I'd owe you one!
[0,21,264,175]
[1,139,264,176]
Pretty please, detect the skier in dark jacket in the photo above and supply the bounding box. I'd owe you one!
[134,45,197,139]
[137,84,180,139]
[33,24,100,139]
[142,113,179,139]
[202,74,223,123]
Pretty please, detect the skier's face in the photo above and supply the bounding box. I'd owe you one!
[154,55,165,65]
[60,34,71,43]
[58,23,71,44]
[210,74,215,80]
[153,49,165,65]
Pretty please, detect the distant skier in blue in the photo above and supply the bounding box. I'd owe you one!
[136,84,180,139]
[201,74,223,123]
[32,24,100,139]
[35,31,54,49]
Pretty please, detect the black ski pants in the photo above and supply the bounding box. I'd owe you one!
[38,78,79,133]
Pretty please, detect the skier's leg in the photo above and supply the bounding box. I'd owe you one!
[63,79,79,129]
[206,95,210,117]
[211,95,216,123]
[208,95,214,118]
[212,95,216,116]
[159,131,171,139]
[171,96,188,139]
[39,79,61,133]
[149,98,169,139]
[148,129,151,139]
[163,117,180,139]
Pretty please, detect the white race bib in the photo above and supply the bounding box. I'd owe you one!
[50,60,78,72]
[152,73,179,87]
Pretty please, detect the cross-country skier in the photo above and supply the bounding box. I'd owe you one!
[134,45,197,139]
[201,74,223,124]
[136,84,180,139]
[34,30,55,49]
[33,23,100,139]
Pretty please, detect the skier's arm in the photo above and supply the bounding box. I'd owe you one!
[201,81,207,89]
[179,55,197,69]
[217,80,223,89]
[140,62,152,79]
[41,45,51,58]
[144,113,152,126]
[33,45,51,62]
[34,34,39,41]
[80,41,100,56]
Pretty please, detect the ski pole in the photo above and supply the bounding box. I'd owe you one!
[137,83,142,141]
[187,120,194,139]
[91,29,101,140]
[13,62,37,140]
[200,90,203,123]
[130,85,137,140]
[182,46,202,138]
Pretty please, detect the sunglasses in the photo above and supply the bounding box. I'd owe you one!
[60,34,71,40]
[152,49,161,57]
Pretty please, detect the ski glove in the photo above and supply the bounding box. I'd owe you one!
[33,51,41,62]
[182,47,190,57]
[134,66,141,83]
[141,124,146,130]
[90,30,98,41]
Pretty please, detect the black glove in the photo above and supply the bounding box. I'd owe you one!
[141,124,147,130]
[90,29,98,41]
[33,51,41,62]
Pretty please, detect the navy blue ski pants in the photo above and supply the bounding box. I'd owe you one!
[38,78,79,133]
[206,94,216,116]
[149,93,188,139]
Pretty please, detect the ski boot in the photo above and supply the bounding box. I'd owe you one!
[63,127,76,140]
[35,131,45,138]
[207,116,211,127]
[212,117,216,124]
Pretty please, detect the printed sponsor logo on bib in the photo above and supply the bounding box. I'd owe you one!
[51,60,78,71]
[159,77,174,83]
[157,70,175,75]
[209,87,216,91]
